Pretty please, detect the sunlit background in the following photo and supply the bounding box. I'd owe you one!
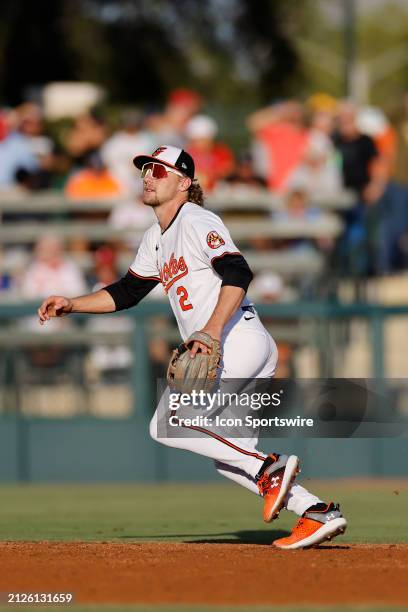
[0,0,408,480]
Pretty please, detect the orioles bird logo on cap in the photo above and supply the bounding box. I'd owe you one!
[152,146,167,157]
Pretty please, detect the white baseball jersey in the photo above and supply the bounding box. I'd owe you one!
[130,201,253,341]
[132,198,319,521]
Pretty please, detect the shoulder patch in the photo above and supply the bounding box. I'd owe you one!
[206,231,225,249]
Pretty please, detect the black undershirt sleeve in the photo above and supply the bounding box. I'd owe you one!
[104,270,160,311]
[211,253,253,292]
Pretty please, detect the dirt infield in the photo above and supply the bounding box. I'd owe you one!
[0,542,407,607]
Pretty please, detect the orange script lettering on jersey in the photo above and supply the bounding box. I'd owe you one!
[160,253,188,293]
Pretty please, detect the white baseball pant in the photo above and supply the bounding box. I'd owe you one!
[150,319,322,517]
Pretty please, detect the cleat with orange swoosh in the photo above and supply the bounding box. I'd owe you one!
[256,454,300,523]
[273,502,347,549]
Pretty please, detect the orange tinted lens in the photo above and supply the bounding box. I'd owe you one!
[141,163,168,178]
[152,163,168,178]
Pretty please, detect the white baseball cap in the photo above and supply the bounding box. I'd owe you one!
[133,145,195,179]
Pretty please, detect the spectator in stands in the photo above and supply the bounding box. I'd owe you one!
[101,110,156,196]
[185,115,234,191]
[332,101,386,275]
[64,112,107,167]
[274,188,322,240]
[250,271,284,302]
[287,132,342,198]
[274,189,331,296]
[14,103,56,190]
[65,152,122,200]
[86,246,168,385]
[247,100,309,192]
[19,235,87,370]
[20,235,87,302]
[0,106,39,190]
[86,246,133,379]
[108,197,154,251]
[223,151,267,189]
[333,101,383,203]
[88,245,119,289]
[362,101,408,274]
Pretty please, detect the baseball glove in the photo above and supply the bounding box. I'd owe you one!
[167,331,222,394]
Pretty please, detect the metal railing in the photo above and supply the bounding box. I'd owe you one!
[0,248,325,281]
[0,215,343,244]
[0,299,406,415]
[0,189,349,245]
[0,189,355,213]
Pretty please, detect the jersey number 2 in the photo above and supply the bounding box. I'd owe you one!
[176,286,193,311]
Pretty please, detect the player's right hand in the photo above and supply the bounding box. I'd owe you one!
[38,296,73,325]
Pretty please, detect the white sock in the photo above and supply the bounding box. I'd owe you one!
[284,483,323,517]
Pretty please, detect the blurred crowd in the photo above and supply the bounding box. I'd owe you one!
[1,87,408,308]
[1,87,408,391]
[2,89,406,197]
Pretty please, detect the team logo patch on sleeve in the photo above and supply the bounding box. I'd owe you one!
[206,231,225,249]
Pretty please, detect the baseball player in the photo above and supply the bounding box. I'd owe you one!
[38,145,347,549]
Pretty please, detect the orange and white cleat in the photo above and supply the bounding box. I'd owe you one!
[273,502,348,550]
[256,454,300,523]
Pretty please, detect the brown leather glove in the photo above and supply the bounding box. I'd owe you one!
[167,331,222,394]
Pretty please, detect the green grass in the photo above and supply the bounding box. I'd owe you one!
[0,481,406,544]
[0,483,406,612]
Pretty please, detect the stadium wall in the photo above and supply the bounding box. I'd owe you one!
[0,416,406,482]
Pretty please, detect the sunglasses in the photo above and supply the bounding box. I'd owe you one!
[141,162,184,179]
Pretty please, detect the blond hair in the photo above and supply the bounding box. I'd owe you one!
[188,180,205,207]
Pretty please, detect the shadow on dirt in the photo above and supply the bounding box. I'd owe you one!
[119,529,291,544]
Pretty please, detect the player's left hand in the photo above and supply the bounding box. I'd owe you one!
[189,327,221,358]
[167,331,222,393]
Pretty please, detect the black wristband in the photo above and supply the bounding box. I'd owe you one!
[104,270,160,311]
